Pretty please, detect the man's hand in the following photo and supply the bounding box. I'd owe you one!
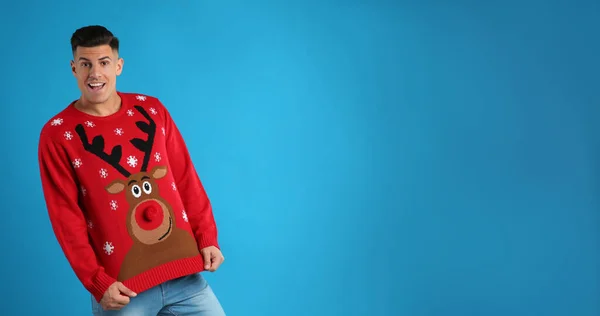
[201,246,225,272]
[100,281,137,311]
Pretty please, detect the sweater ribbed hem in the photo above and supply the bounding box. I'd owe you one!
[122,255,204,296]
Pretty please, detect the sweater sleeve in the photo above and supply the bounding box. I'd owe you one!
[161,103,220,250]
[38,133,116,302]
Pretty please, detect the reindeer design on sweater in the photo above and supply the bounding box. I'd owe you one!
[75,105,200,281]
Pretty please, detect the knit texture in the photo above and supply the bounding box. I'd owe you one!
[38,92,219,302]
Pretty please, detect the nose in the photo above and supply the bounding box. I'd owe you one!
[143,206,160,222]
[88,70,101,79]
[135,200,165,231]
[88,64,102,79]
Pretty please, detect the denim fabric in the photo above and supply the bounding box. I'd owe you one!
[91,273,225,316]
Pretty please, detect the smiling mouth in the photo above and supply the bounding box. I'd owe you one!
[158,217,172,241]
[87,82,105,91]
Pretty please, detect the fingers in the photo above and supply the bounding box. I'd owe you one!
[207,252,225,272]
[201,247,225,272]
[105,301,128,310]
[209,257,224,272]
[101,282,137,311]
[202,250,212,270]
[103,292,130,310]
[113,294,131,305]
[116,282,137,297]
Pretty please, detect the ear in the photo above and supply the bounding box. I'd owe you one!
[106,180,126,194]
[70,60,76,76]
[151,166,168,179]
[116,57,124,76]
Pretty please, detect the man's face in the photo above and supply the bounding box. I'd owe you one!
[71,44,123,105]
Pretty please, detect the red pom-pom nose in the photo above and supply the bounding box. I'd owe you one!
[135,201,164,231]
[144,206,160,222]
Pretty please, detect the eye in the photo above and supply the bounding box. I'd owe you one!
[131,184,142,198]
[142,181,152,194]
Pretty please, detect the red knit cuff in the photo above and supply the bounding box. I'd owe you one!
[90,271,117,303]
[198,232,219,250]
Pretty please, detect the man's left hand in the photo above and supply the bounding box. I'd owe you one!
[200,246,225,272]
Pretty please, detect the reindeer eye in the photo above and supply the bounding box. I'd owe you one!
[131,185,142,198]
[142,181,152,194]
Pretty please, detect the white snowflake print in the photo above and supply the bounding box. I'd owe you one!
[154,152,161,162]
[81,186,87,196]
[182,210,188,222]
[127,156,138,167]
[127,109,134,116]
[64,131,73,140]
[85,121,95,127]
[171,182,177,191]
[72,158,82,168]
[136,95,147,101]
[114,128,124,136]
[103,242,114,255]
[110,200,118,211]
[149,108,157,115]
[162,127,166,136]
[51,118,63,126]
[87,220,93,229]
[99,168,108,178]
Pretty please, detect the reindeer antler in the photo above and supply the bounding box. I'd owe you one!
[75,124,132,177]
[74,105,157,177]
[130,105,156,172]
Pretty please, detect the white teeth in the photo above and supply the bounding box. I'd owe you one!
[89,83,104,87]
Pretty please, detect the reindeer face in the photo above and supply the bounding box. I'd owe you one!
[106,166,174,245]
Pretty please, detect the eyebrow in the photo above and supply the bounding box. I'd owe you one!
[128,176,151,186]
[78,56,112,61]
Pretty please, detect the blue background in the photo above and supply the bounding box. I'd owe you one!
[1,0,599,315]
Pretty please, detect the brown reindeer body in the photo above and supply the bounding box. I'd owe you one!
[118,225,200,280]
[76,104,200,281]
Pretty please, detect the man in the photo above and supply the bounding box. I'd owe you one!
[37,25,226,315]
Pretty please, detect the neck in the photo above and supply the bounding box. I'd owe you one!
[75,93,122,117]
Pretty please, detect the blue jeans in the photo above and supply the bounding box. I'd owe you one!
[91,272,226,315]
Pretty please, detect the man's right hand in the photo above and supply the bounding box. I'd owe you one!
[100,281,137,310]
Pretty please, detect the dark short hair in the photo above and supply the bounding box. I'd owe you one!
[71,25,119,54]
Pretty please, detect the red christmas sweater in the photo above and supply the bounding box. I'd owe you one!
[37,92,219,302]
